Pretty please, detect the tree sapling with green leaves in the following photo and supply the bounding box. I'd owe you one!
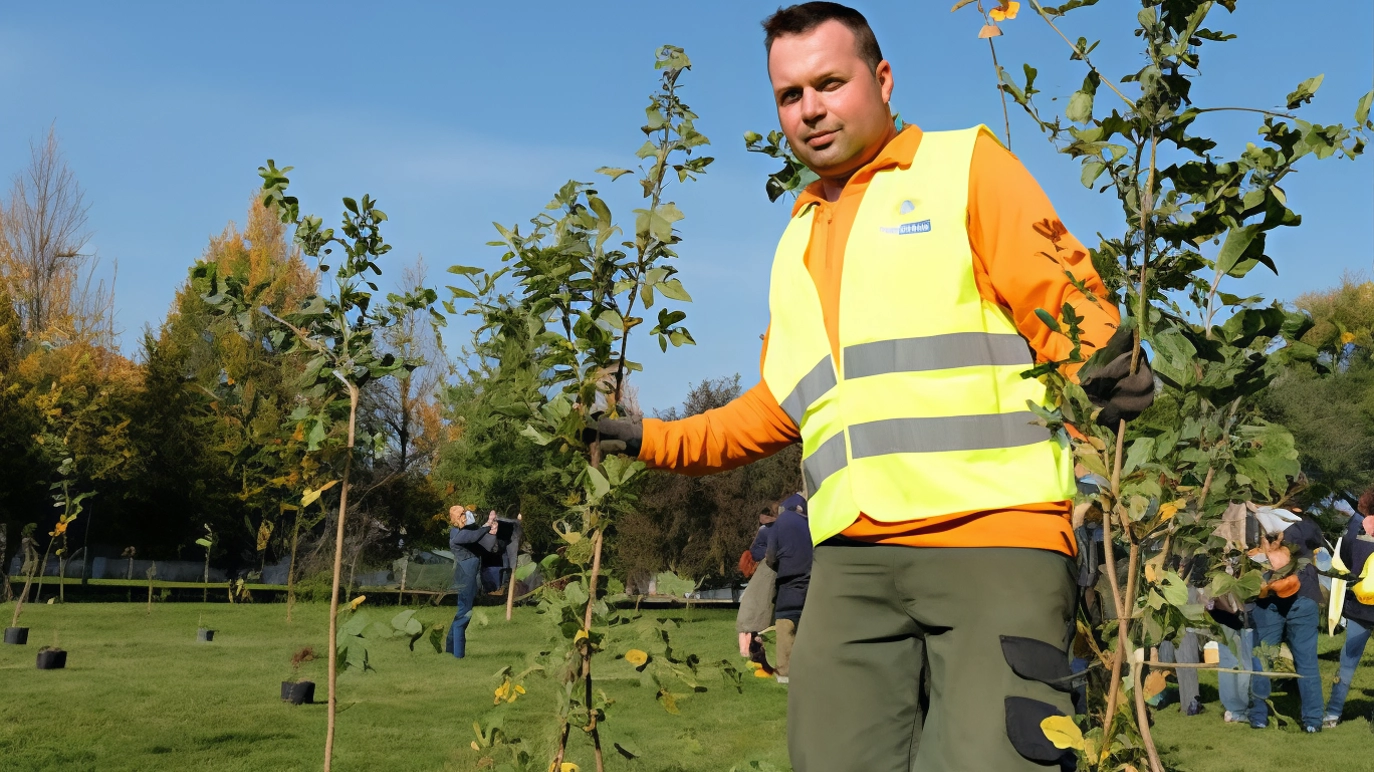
[193,164,438,772]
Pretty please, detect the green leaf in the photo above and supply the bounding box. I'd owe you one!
[1356,89,1373,128]
[1080,161,1106,189]
[1214,225,1261,278]
[194,538,212,548]
[657,279,692,302]
[1285,74,1324,110]
[1034,308,1061,332]
[446,265,482,276]
[585,465,611,503]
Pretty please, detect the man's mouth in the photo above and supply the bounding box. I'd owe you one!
[805,130,837,148]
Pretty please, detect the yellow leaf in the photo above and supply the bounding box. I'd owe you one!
[1039,714,1084,751]
[349,595,366,610]
[1144,553,1165,583]
[978,23,1003,38]
[1143,669,1168,700]
[470,741,480,751]
[624,649,649,668]
[1341,331,1357,345]
[989,1,1020,21]
[514,684,526,694]
[575,629,589,643]
[548,764,579,772]
[1157,503,1178,521]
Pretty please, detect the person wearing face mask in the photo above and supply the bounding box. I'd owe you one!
[589,4,1153,769]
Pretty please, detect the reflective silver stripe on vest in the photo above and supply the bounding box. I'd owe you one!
[803,431,849,494]
[780,355,838,425]
[843,332,1032,380]
[848,412,1050,457]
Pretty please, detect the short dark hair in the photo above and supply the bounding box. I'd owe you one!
[763,2,884,71]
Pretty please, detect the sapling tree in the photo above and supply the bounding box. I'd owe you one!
[448,46,730,772]
[8,524,39,629]
[195,523,215,602]
[945,1,1373,768]
[193,166,438,772]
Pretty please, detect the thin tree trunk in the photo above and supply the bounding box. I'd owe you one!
[323,384,359,772]
[1132,652,1165,772]
[33,539,54,605]
[10,567,36,628]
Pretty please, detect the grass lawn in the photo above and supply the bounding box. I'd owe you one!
[1,599,1372,771]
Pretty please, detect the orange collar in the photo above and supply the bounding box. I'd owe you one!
[792,124,924,216]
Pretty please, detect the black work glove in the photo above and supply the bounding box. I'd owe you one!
[1079,327,1155,428]
[587,417,643,457]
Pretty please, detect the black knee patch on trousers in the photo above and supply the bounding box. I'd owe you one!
[1001,635,1073,693]
[1005,697,1077,769]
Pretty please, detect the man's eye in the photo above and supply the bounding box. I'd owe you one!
[822,79,843,91]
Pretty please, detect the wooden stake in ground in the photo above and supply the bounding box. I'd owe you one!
[505,514,521,622]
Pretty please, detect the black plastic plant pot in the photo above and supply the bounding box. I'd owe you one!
[3,627,28,645]
[281,680,315,705]
[197,628,215,642]
[36,649,66,670]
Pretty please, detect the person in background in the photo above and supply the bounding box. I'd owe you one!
[446,505,497,659]
[737,507,779,673]
[1248,507,1326,732]
[479,510,508,595]
[1324,487,1374,728]
[772,493,812,684]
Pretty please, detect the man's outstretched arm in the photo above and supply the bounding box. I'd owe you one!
[640,379,800,475]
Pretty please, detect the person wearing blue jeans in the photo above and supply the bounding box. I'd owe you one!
[446,506,497,659]
[1325,492,1374,727]
[1248,515,1327,732]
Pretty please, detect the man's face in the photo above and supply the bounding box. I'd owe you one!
[768,20,894,181]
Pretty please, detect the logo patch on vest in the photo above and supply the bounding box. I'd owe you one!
[880,219,932,236]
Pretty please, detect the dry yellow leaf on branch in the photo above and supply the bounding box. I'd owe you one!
[1143,669,1169,700]
[990,1,1020,21]
[979,23,1003,38]
[1039,714,1085,750]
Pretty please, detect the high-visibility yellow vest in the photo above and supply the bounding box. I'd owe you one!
[762,126,1076,545]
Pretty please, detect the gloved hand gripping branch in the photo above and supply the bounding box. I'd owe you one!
[1078,325,1156,428]
[587,417,643,457]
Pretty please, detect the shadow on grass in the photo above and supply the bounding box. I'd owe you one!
[193,731,299,749]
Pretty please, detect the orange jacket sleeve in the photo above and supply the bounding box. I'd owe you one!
[639,379,800,475]
[968,133,1120,375]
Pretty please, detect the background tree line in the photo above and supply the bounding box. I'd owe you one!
[0,127,1367,597]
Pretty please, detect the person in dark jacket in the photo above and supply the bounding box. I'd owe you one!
[772,493,812,684]
[1324,488,1374,728]
[738,510,779,659]
[446,505,497,659]
[1248,509,1326,732]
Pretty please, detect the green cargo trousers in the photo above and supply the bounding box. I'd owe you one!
[788,543,1078,772]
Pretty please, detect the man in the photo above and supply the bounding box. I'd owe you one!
[770,493,812,684]
[595,3,1151,770]
[446,505,497,659]
[1249,508,1326,732]
[1323,488,1374,728]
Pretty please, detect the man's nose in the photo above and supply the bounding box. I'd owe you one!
[799,87,826,124]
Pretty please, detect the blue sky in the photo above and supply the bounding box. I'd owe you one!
[3,1,1370,412]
